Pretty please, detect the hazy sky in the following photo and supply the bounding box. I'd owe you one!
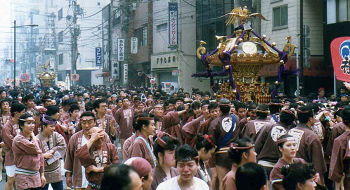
[0,0,12,57]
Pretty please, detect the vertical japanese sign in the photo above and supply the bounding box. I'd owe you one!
[95,47,102,66]
[102,4,110,71]
[131,37,138,54]
[111,59,119,79]
[123,64,128,84]
[168,2,178,47]
[117,39,125,61]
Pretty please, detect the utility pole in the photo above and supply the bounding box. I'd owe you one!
[13,20,16,88]
[70,0,79,87]
[299,0,304,95]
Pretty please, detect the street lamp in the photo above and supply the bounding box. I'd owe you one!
[12,20,38,88]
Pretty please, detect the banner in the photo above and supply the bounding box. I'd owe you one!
[112,59,119,79]
[131,37,138,54]
[330,37,350,82]
[118,39,125,61]
[123,64,128,84]
[95,47,102,66]
[169,2,178,47]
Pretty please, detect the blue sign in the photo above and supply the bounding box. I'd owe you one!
[96,47,102,66]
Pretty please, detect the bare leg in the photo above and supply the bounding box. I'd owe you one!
[5,176,14,190]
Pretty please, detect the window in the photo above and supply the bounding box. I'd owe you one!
[134,26,148,47]
[157,23,167,31]
[270,0,282,3]
[58,8,63,21]
[58,54,63,65]
[58,31,63,42]
[273,5,288,29]
[327,0,350,23]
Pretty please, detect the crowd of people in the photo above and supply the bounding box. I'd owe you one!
[0,84,348,190]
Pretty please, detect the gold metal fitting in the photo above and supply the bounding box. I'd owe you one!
[262,35,267,39]
[271,42,276,47]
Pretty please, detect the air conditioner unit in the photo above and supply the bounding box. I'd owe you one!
[131,3,137,11]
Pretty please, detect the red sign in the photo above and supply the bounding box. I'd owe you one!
[330,37,350,82]
[20,73,30,82]
[71,74,80,81]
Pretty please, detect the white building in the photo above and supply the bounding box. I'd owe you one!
[260,0,326,94]
[151,0,209,93]
[55,0,109,86]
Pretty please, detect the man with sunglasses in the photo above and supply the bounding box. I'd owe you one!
[64,112,112,190]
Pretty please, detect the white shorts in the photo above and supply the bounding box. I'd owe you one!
[5,165,15,177]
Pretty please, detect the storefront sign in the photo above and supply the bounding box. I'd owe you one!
[123,64,128,84]
[131,37,138,54]
[118,39,125,61]
[95,47,102,66]
[168,2,178,47]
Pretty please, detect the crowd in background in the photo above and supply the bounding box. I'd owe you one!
[0,83,348,190]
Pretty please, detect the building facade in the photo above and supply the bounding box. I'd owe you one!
[152,0,210,93]
[260,0,330,95]
[55,0,109,86]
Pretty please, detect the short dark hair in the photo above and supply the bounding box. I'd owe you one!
[280,110,296,126]
[18,112,34,130]
[93,99,106,110]
[46,105,60,116]
[0,99,10,107]
[208,102,219,110]
[191,101,201,110]
[10,103,26,117]
[281,163,316,190]
[41,95,51,103]
[297,106,314,124]
[228,137,253,164]
[133,113,154,131]
[269,99,283,114]
[175,144,198,163]
[62,99,71,107]
[219,104,230,115]
[256,104,269,118]
[235,102,246,110]
[23,94,35,103]
[236,163,267,190]
[101,164,137,190]
[80,111,96,120]
[153,136,180,159]
[341,106,350,126]
[195,134,215,152]
[85,102,94,112]
[69,104,80,113]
